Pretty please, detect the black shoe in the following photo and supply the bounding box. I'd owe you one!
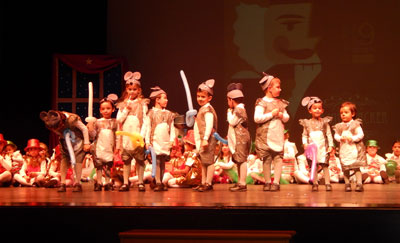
[312,184,319,192]
[138,183,146,192]
[57,183,66,192]
[94,183,102,191]
[192,185,202,191]
[72,183,82,192]
[103,183,113,191]
[162,184,168,191]
[271,183,280,191]
[119,184,129,192]
[263,183,271,191]
[45,179,59,188]
[197,184,213,192]
[345,183,352,192]
[154,183,163,192]
[355,183,364,192]
[229,184,247,192]
[326,184,332,192]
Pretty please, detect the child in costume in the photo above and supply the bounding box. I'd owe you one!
[299,96,334,191]
[87,94,118,191]
[192,79,218,192]
[164,129,202,188]
[14,139,47,187]
[214,143,238,184]
[44,144,74,188]
[385,140,400,183]
[40,110,91,192]
[254,73,289,191]
[225,83,251,192]
[282,130,298,184]
[0,134,12,186]
[145,86,175,191]
[116,71,148,192]
[2,140,24,186]
[326,146,344,183]
[39,142,51,168]
[333,101,366,192]
[361,140,388,184]
[246,153,265,185]
[129,160,153,186]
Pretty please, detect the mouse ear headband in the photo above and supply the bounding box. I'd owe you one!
[149,86,166,99]
[227,82,244,99]
[259,72,275,91]
[198,79,215,95]
[301,96,322,110]
[124,71,141,86]
[100,93,119,107]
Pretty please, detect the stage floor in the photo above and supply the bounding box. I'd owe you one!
[1,182,400,209]
[1,183,400,243]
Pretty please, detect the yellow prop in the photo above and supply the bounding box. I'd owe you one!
[116,131,145,148]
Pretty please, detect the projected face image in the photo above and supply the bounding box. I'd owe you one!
[233,2,321,115]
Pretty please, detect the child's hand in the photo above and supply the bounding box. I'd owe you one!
[271,109,279,117]
[83,144,91,152]
[201,140,209,150]
[303,144,308,150]
[277,112,283,119]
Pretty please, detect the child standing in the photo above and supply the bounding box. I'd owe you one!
[254,73,289,191]
[361,140,388,184]
[333,101,366,192]
[145,86,175,191]
[193,79,218,192]
[225,83,251,192]
[87,94,118,191]
[299,96,334,191]
[40,111,91,192]
[116,71,148,192]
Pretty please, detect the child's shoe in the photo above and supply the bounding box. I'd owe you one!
[325,184,332,191]
[57,183,66,192]
[355,183,364,192]
[270,183,280,191]
[345,183,352,192]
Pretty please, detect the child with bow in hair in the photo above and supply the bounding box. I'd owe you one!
[254,73,289,191]
[299,96,334,191]
[145,86,175,191]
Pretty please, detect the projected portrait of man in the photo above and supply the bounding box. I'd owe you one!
[232,1,321,116]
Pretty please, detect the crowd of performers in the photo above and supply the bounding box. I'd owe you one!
[1,71,400,193]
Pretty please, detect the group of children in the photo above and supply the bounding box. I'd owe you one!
[1,72,400,194]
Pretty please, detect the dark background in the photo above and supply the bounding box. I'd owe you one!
[2,0,400,155]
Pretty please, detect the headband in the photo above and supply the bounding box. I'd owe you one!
[198,79,215,95]
[227,82,244,99]
[100,93,118,106]
[149,86,166,99]
[301,96,322,110]
[124,71,141,86]
[259,72,275,91]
